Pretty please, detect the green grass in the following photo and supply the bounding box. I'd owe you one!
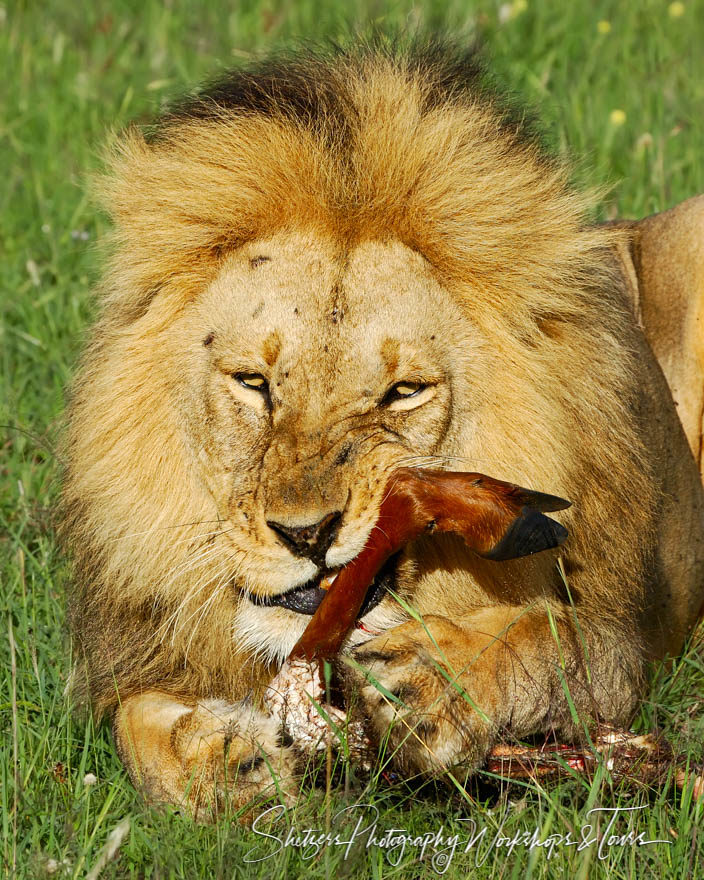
[2,0,703,876]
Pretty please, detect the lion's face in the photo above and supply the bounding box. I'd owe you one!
[172,229,484,653]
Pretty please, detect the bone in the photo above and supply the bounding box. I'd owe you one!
[484,727,703,794]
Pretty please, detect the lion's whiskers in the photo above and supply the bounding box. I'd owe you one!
[394,453,534,484]
[183,564,236,659]
[154,544,231,642]
[156,540,259,650]
[103,518,227,544]
[161,538,229,584]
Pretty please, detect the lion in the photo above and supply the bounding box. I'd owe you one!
[61,42,704,819]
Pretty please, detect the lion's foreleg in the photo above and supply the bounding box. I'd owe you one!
[113,690,298,820]
[341,605,644,775]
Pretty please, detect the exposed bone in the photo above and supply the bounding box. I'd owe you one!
[264,656,372,766]
[485,727,704,795]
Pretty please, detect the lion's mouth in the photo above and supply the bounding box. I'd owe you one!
[245,552,399,617]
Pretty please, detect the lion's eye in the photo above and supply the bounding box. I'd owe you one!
[393,382,422,398]
[235,373,268,393]
[383,381,424,403]
[381,380,436,412]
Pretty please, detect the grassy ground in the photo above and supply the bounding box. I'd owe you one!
[2,0,703,877]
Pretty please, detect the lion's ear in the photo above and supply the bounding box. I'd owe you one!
[609,195,704,477]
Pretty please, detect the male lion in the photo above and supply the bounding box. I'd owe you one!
[62,43,704,818]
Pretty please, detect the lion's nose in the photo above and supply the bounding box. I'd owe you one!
[267,512,342,565]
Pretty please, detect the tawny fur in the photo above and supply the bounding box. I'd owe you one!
[60,43,704,815]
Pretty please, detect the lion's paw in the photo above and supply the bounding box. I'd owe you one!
[115,691,299,821]
[342,627,494,775]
